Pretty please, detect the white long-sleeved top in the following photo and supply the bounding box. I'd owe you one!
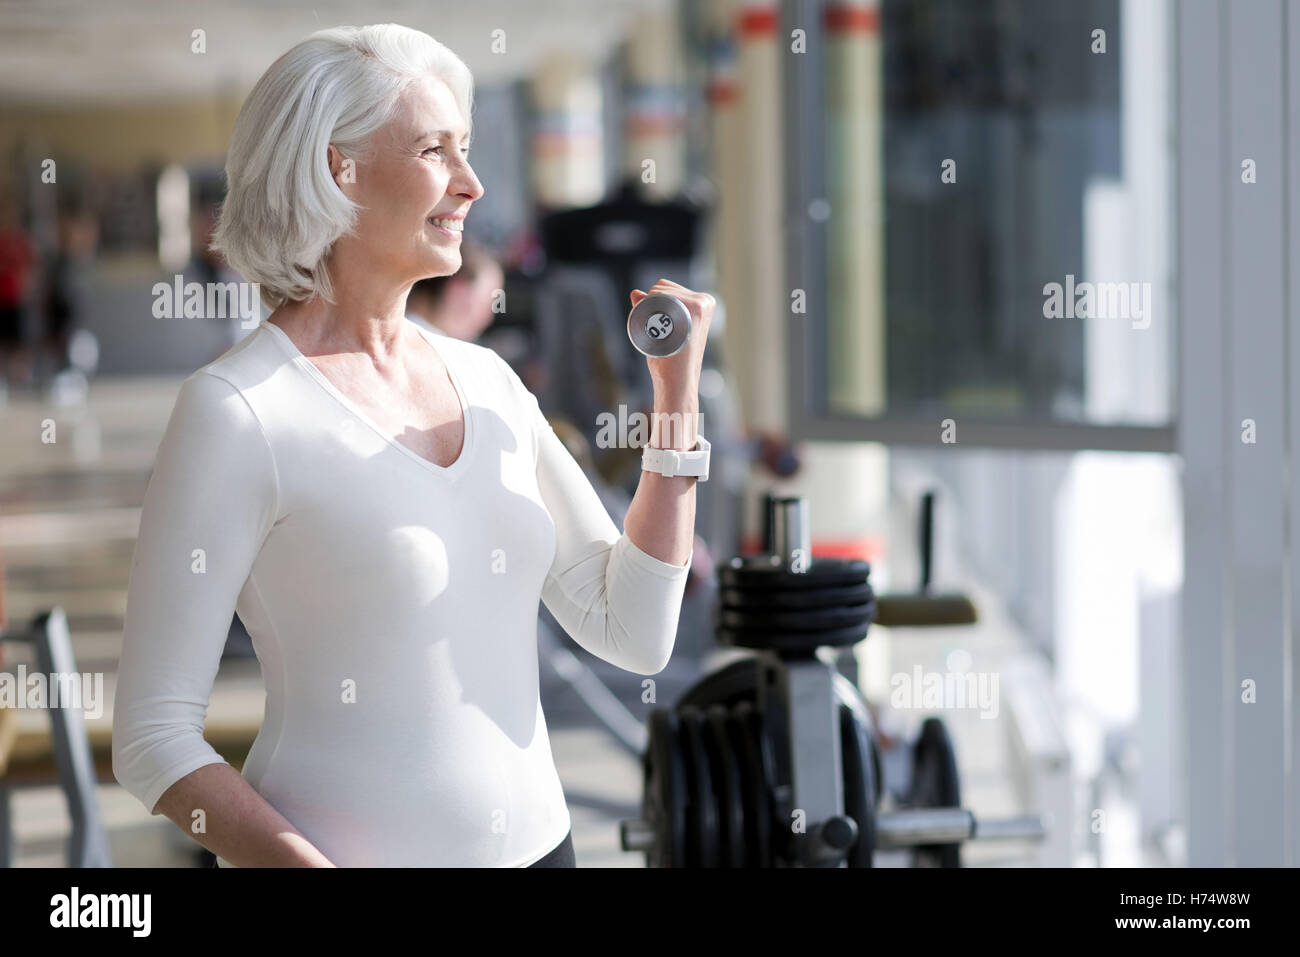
[111,319,690,867]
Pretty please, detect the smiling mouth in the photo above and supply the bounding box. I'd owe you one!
[427,217,464,233]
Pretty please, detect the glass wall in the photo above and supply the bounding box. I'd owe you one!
[793,0,1174,448]
[786,0,1183,862]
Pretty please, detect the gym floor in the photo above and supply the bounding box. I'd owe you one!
[2,375,1051,867]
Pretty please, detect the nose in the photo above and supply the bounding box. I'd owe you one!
[452,157,485,202]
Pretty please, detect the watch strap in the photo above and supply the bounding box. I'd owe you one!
[642,433,711,481]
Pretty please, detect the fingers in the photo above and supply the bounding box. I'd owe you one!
[646,279,714,311]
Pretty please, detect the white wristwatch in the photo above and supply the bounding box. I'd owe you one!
[642,434,711,481]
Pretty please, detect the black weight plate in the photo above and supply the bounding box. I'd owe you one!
[908,716,962,867]
[723,710,758,866]
[718,556,871,591]
[704,704,746,867]
[677,656,759,712]
[645,709,686,867]
[755,696,793,865]
[733,701,773,867]
[678,706,719,867]
[754,701,784,864]
[719,581,876,610]
[719,602,876,632]
[831,669,869,719]
[831,671,884,808]
[839,702,876,867]
[718,621,872,653]
[909,716,961,806]
[871,730,883,807]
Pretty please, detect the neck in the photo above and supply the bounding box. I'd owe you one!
[273,256,419,361]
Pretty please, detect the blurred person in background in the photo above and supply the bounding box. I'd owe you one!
[39,207,99,392]
[0,544,7,735]
[405,238,551,397]
[0,542,8,665]
[0,190,37,398]
[404,236,502,342]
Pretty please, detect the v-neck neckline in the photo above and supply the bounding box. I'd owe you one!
[261,318,476,482]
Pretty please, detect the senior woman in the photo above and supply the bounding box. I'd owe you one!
[111,23,713,868]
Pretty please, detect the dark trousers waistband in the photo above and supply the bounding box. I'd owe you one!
[205,828,578,867]
[527,828,576,868]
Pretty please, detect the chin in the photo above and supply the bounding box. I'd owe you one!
[419,250,460,273]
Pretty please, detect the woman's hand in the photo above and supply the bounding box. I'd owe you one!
[629,279,715,401]
[622,280,713,569]
[153,763,338,867]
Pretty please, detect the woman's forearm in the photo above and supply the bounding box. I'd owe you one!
[622,387,700,568]
[153,763,336,867]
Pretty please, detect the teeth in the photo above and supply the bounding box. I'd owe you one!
[429,218,463,231]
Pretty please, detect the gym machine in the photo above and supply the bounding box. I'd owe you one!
[0,608,112,867]
[620,495,1049,867]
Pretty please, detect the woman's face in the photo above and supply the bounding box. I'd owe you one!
[332,74,484,291]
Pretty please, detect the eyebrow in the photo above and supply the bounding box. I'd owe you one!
[412,129,471,145]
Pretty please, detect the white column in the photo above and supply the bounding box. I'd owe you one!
[734,0,787,434]
[1178,0,1292,867]
[706,0,754,431]
[623,10,687,200]
[824,0,884,417]
[530,52,606,210]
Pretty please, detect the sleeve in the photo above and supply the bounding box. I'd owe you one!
[494,354,692,675]
[111,371,279,814]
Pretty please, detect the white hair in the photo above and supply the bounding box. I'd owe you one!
[210,23,474,308]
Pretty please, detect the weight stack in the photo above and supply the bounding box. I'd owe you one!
[714,496,876,657]
[624,497,883,866]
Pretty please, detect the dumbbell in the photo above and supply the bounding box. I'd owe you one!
[627,293,692,357]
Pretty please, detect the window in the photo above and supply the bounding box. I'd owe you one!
[787,0,1174,451]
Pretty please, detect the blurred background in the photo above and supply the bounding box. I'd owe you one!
[0,0,1292,869]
